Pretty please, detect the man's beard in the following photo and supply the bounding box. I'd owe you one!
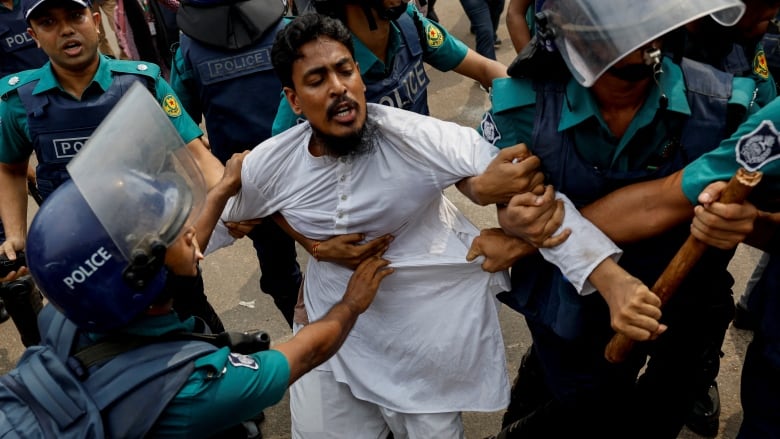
[311,104,378,158]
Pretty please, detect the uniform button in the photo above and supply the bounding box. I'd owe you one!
[337,212,344,218]
[8,76,19,85]
[339,175,346,182]
[340,195,347,201]
[137,64,148,71]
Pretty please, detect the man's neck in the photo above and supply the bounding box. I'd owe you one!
[345,5,390,64]
[1,0,14,10]
[52,56,101,100]
[591,75,653,139]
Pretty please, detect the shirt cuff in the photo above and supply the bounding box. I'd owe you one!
[538,193,622,295]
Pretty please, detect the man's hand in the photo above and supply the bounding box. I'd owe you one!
[465,144,545,205]
[466,228,537,272]
[692,181,758,249]
[591,259,667,341]
[224,219,263,239]
[0,239,28,282]
[314,233,394,270]
[341,252,394,314]
[497,185,571,248]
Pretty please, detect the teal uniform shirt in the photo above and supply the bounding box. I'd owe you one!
[681,97,780,203]
[0,55,202,163]
[483,57,757,172]
[92,312,290,438]
[271,3,469,135]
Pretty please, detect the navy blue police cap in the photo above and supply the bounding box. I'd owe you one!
[23,0,93,20]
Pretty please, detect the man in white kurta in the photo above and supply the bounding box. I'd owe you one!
[209,104,621,432]
[206,12,638,439]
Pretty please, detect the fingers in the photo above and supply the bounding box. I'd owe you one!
[539,228,571,248]
[611,289,666,341]
[499,143,531,162]
[697,181,728,205]
[466,239,483,262]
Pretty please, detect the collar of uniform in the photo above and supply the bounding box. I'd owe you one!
[31,54,113,95]
[352,21,402,76]
[558,57,690,132]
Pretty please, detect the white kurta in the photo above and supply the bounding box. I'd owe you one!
[210,104,620,412]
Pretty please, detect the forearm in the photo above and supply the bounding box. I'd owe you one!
[581,171,694,244]
[195,182,238,251]
[0,162,30,244]
[276,300,359,384]
[272,213,317,254]
[451,50,508,89]
[506,10,531,52]
[537,193,622,294]
[185,138,224,189]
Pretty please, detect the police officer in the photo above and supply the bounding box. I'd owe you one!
[474,0,752,437]
[679,1,780,434]
[0,0,48,346]
[169,0,302,327]
[0,0,47,76]
[17,85,393,437]
[573,91,780,438]
[0,0,224,329]
[271,0,508,133]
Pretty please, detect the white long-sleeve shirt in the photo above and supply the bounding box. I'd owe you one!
[208,104,620,412]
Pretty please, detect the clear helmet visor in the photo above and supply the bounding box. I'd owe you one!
[67,82,206,262]
[543,0,746,86]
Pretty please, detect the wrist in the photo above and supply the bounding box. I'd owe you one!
[311,241,322,261]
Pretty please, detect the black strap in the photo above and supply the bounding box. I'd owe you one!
[73,330,271,370]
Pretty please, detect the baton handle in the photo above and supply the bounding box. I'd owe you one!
[605,168,763,363]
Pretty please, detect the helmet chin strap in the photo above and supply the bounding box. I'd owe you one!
[644,45,668,110]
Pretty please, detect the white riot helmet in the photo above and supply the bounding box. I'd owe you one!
[538,0,746,86]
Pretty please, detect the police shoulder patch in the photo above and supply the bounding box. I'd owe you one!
[162,94,182,117]
[480,112,502,145]
[425,23,444,49]
[227,353,259,370]
[754,49,769,79]
[736,120,780,171]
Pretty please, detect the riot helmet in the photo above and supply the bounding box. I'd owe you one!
[26,83,207,332]
[177,0,286,49]
[531,0,746,86]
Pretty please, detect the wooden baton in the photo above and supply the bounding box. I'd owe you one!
[604,168,764,363]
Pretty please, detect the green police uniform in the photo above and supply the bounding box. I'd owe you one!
[0,55,202,164]
[87,312,290,438]
[682,96,780,202]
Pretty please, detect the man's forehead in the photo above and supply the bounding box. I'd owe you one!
[297,36,352,61]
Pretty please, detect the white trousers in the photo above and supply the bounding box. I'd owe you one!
[290,368,465,439]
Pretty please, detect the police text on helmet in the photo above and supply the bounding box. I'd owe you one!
[63,247,113,290]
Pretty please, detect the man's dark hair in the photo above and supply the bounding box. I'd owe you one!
[271,13,354,89]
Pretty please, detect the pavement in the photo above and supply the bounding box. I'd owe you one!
[0,1,765,438]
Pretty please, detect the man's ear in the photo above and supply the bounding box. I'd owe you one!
[27,28,40,48]
[92,10,101,29]
[283,86,303,115]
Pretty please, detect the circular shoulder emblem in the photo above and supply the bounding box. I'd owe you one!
[426,23,444,49]
[162,94,182,117]
[8,76,19,86]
